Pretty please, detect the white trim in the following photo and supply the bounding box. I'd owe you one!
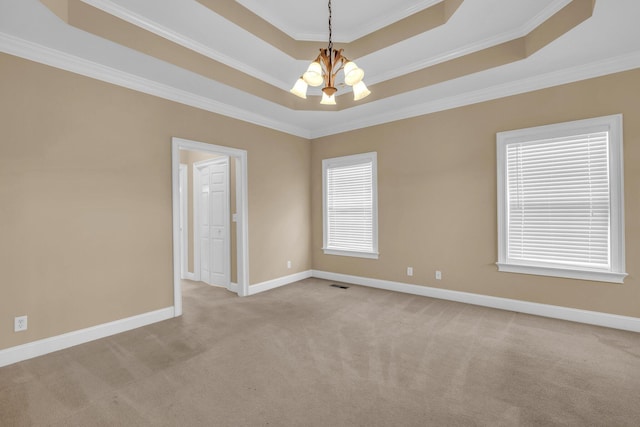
[609,114,627,279]
[81,0,291,91]
[322,249,379,259]
[496,262,627,284]
[193,158,203,283]
[172,138,250,316]
[0,307,174,368]
[228,282,239,293]
[311,270,640,333]
[77,0,563,73]
[239,0,564,45]
[309,52,640,139]
[247,270,313,296]
[341,0,440,43]
[367,0,573,85]
[0,32,311,139]
[496,114,626,283]
[183,272,196,281]
[179,163,188,279]
[235,0,440,43]
[193,164,201,282]
[3,29,639,140]
[234,153,250,298]
[78,0,570,85]
[520,0,574,35]
[322,152,379,258]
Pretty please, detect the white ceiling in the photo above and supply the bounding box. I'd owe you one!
[0,0,639,139]
[235,0,441,42]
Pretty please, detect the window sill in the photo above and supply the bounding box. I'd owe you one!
[496,262,627,284]
[323,248,379,259]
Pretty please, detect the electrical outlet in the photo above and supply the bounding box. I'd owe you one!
[435,270,442,280]
[407,267,413,276]
[287,260,292,269]
[14,315,28,332]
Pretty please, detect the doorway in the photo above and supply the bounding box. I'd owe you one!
[171,138,249,317]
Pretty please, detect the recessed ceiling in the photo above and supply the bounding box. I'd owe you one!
[235,0,441,42]
[1,0,639,139]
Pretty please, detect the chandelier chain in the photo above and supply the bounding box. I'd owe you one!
[289,0,370,103]
[327,0,333,52]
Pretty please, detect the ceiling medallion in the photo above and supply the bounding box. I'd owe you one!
[290,0,371,105]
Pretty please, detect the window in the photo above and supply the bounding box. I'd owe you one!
[497,115,626,283]
[323,152,378,259]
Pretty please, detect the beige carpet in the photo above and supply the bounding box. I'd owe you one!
[1,278,639,426]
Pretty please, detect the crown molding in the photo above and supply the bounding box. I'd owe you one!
[2,19,638,141]
[235,0,441,43]
[369,0,573,85]
[310,51,640,138]
[82,0,574,92]
[81,0,292,91]
[347,0,442,43]
[0,31,311,139]
[520,0,573,35]
[3,28,638,141]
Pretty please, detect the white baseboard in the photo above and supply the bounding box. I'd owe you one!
[312,270,640,333]
[3,271,636,368]
[248,270,313,296]
[0,307,174,368]
[183,272,196,281]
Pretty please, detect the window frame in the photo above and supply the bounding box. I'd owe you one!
[496,114,626,283]
[322,152,379,259]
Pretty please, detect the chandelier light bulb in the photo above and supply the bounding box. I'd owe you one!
[291,0,370,105]
[320,92,336,105]
[303,62,324,87]
[344,61,364,86]
[290,78,308,99]
[352,80,371,101]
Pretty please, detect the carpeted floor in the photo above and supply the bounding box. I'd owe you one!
[1,278,640,426]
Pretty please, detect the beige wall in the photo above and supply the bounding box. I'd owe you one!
[311,68,640,318]
[0,53,311,350]
[2,49,638,353]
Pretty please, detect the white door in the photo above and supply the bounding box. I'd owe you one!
[196,157,230,287]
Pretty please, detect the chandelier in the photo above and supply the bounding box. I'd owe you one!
[290,0,371,105]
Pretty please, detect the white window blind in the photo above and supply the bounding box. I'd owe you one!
[323,152,378,258]
[506,132,610,269]
[497,114,626,283]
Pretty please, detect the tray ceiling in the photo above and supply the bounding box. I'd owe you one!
[0,0,639,138]
[235,0,442,42]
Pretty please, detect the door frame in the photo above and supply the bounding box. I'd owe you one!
[171,137,250,317]
[179,163,192,280]
[193,156,231,289]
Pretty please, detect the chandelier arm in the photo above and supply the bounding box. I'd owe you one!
[318,49,333,87]
[291,0,370,103]
[333,49,347,73]
[329,50,344,86]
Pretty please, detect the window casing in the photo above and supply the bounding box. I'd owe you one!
[323,152,378,259]
[496,115,626,283]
